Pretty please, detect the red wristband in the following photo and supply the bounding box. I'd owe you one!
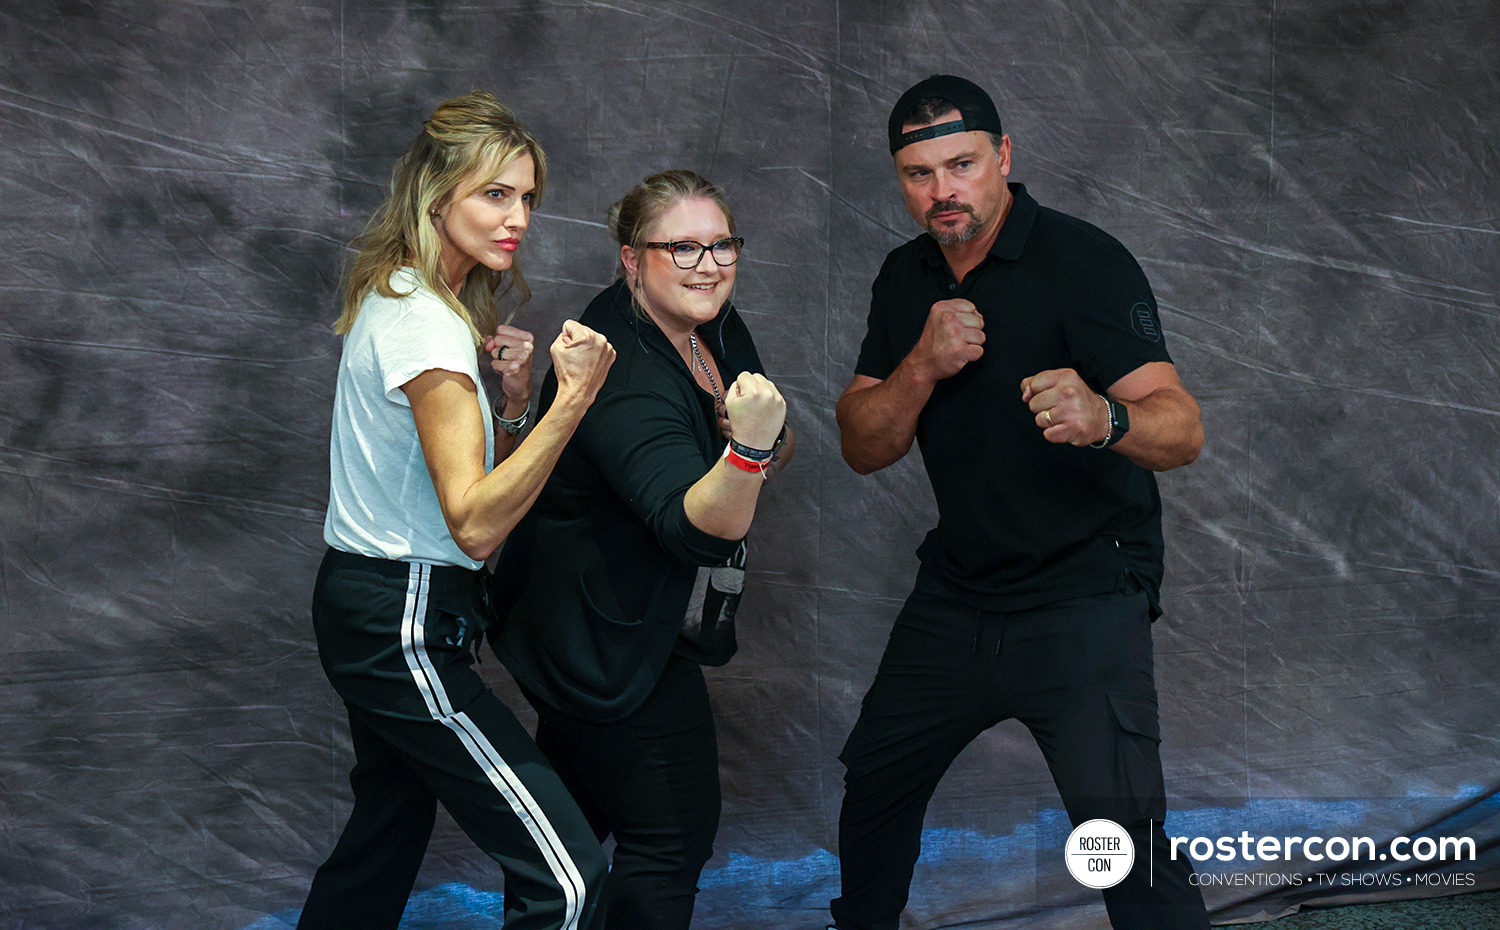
[722,445,769,475]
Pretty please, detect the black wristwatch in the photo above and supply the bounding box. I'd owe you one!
[1090,397,1129,448]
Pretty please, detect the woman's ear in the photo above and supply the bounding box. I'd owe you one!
[620,244,639,280]
[429,189,456,224]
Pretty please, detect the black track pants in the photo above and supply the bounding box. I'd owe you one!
[298,549,608,930]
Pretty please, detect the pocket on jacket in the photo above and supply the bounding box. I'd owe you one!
[579,572,640,630]
[562,573,661,701]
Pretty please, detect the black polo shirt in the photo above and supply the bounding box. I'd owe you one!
[854,183,1174,614]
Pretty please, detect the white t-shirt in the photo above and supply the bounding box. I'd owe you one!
[323,268,495,569]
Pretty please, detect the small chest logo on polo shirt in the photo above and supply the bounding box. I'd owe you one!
[1129,302,1161,342]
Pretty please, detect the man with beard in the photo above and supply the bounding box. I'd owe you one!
[830,75,1209,930]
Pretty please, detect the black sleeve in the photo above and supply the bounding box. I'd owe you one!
[853,255,899,381]
[573,387,743,567]
[1063,243,1175,391]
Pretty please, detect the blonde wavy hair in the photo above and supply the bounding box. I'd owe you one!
[334,90,548,344]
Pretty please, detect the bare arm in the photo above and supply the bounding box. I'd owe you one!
[835,369,934,474]
[1021,361,1203,471]
[837,298,984,474]
[405,321,615,560]
[682,371,786,540]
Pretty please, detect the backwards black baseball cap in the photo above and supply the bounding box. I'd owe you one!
[888,74,1003,154]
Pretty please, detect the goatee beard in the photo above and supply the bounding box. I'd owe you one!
[925,203,982,245]
[928,217,982,245]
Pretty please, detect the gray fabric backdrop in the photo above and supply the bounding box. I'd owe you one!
[2,2,1497,928]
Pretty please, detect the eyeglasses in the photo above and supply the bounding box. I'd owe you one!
[645,237,744,269]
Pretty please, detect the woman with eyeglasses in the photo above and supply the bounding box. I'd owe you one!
[491,169,794,930]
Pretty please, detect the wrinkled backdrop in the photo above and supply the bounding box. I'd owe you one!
[2,1,1497,928]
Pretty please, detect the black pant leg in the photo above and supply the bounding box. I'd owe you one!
[362,694,610,930]
[1009,590,1208,930]
[831,589,998,930]
[529,654,720,930]
[297,710,438,930]
[304,554,607,930]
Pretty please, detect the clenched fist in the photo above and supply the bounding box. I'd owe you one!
[484,323,535,407]
[722,372,786,451]
[550,320,615,408]
[1021,368,1110,446]
[909,298,985,382]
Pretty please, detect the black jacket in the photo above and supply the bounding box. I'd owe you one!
[491,281,764,722]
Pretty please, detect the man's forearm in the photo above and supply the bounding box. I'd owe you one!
[836,364,938,474]
[1109,386,1203,472]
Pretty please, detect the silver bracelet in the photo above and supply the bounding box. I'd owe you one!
[1088,394,1113,448]
[493,397,530,436]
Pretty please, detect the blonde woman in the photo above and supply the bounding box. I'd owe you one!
[492,170,794,930]
[298,91,613,930]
